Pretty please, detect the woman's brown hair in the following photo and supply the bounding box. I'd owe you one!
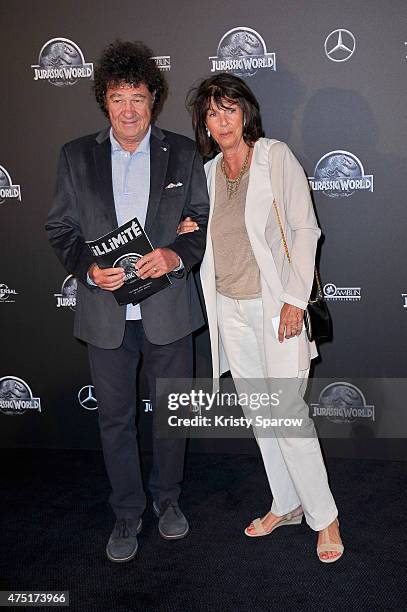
[187,72,264,157]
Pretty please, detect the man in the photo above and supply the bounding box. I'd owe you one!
[46,40,209,562]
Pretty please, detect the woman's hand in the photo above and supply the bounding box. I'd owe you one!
[177,216,199,235]
[278,303,304,342]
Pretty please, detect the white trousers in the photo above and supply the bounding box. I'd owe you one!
[216,293,338,531]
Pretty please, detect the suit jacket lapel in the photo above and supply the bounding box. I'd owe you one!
[145,126,169,234]
[93,131,118,229]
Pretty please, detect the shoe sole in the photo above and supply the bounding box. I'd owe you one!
[244,513,303,537]
[158,525,189,540]
[106,545,138,563]
[153,502,189,540]
[106,518,142,563]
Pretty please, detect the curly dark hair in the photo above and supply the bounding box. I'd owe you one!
[93,40,167,119]
[186,73,264,157]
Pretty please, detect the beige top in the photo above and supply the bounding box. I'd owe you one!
[210,158,261,299]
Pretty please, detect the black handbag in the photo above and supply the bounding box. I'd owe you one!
[303,272,332,342]
[272,198,332,343]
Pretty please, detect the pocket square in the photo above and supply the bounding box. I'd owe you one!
[165,182,183,189]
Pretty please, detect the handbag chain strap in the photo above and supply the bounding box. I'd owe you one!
[272,198,291,264]
[272,198,323,302]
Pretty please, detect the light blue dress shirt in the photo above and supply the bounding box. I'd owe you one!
[110,127,151,320]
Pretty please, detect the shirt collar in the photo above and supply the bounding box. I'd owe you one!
[109,126,151,155]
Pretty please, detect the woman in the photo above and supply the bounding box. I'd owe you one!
[181,73,343,563]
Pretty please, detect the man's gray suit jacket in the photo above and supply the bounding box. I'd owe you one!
[46,125,210,348]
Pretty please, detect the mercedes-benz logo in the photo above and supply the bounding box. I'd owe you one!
[324,29,356,62]
[78,385,98,410]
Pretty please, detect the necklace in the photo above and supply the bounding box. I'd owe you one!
[221,148,250,199]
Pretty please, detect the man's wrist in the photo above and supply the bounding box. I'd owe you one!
[173,256,184,272]
[87,263,97,286]
[171,255,185,277]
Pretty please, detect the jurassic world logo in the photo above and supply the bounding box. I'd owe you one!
[113,254,142,284]
[31,38,94,86]
[0,165,21,204]
[54,275,77,310]
[308,151,373,198]
[142,399,153,413]
[0,376,41,416]
[311,382,374,424]
[209,27,276,77]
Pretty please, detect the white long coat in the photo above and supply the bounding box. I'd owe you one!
[200,138,320,380]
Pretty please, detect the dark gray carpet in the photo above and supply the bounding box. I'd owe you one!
[1,449,406,611]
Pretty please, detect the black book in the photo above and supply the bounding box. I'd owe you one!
[86,217,171,306]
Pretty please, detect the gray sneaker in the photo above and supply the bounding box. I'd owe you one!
[153,500,189,540]
[106,518,142,562]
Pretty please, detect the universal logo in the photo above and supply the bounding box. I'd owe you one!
[209,27,276,77]
[0,283,18,303]
[308,151,373,198]
[78,385,98,411]
[54,275,77,311]
[324,283,361,301]
[0,165,21,204]
[311,382,374,424]
[324,29,356,62]
[0,376,41,416]
[31,38,93,87]
[152,56,171,71]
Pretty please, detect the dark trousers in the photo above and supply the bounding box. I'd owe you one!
[88,321,192,520]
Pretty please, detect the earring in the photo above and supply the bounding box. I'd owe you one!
[206,127,211,138]
[243,117,247,128]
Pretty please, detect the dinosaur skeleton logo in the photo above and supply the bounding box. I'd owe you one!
[113,254,143,284]
[308,151,373,198]
[0,376,41,416]
[54,275,77,311]
[311,382,374,424]
[209,27,276,77]
[31,38,93,86]
[0,165,21,204]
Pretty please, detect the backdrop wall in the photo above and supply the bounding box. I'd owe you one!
[1,0,407,459]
